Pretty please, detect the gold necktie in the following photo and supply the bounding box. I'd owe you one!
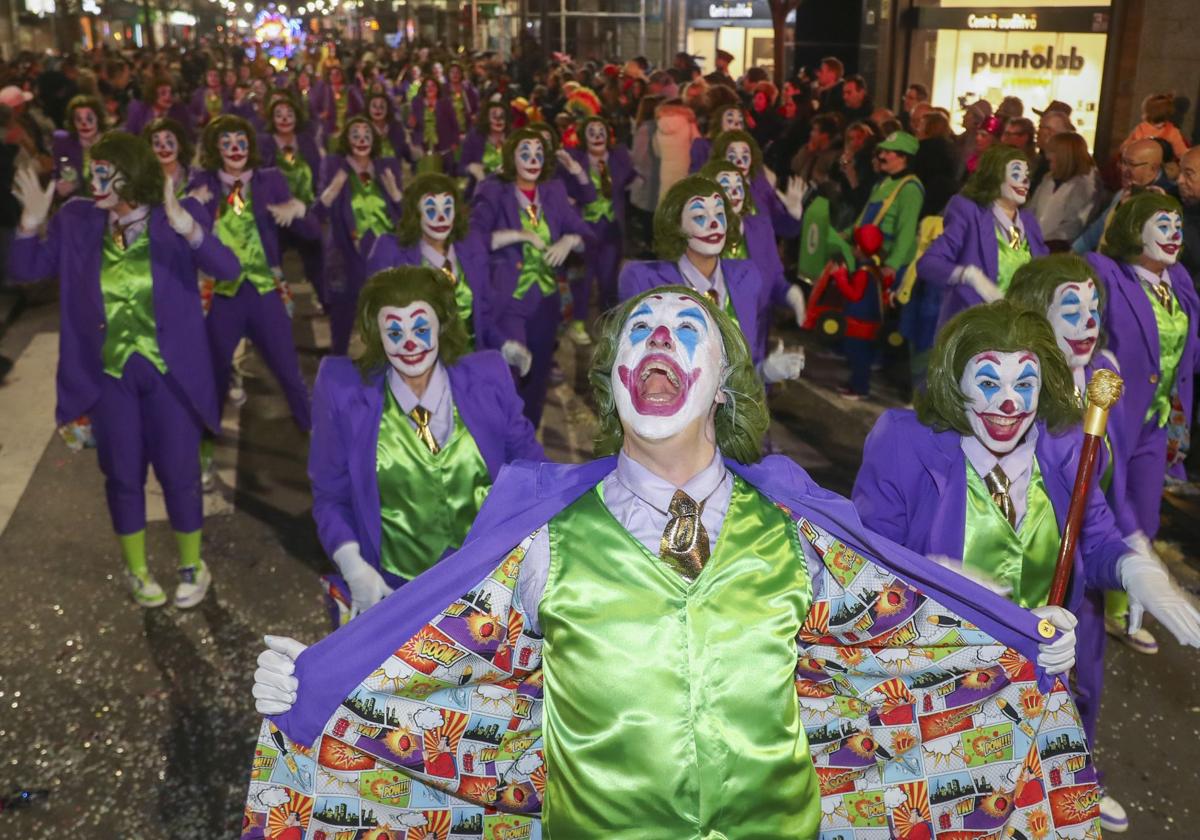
[983,466,1016,529]
[281,145,295,165]
[525,202,539,225]
[409,406,440,455]
[705,289,720,306]
[1006,225,1022,249]
[441,257,457,286]
[226,179,246,216]
[112,221,128,250]
[659,490,710,581]
[1149,281,1174,313]
[598,159,612,199]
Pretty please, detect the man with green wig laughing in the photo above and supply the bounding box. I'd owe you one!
[240,288,1104,840]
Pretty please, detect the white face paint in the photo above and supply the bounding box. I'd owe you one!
[218,130,250,173]
[715,171,745,215]
[155,84,173,110]
[725,140,752,177]
[90,159,124,210]
[487,107,506,134]
[378,302,440,379]
[151,129,179,167]
[585,120,608,154]
[1000,159,1030,205]
[368,96,388,122]
[1048,281,1100,368]
[959,351,1041,454]
[721,108,744,132]
[1141,210,1183,265]
[272,103,296,134]
[514,137,544,183]
[612,293,725,441]
[348,122,374,158]
[682,192,728,256]
[420,192,455,242]
[73,107,98,139]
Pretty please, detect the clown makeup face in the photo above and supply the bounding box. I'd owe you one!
[613,294,725,440]
[420,192,455,242]
[155,84,173,110]
[1048,281,1100,367]
[423,79,439,100]
[1000,159,1030,205]
[151,129,179,167]
[682,193,728,256]
[515,138,545,183]
[378,302,440,380]
[721,108,744,132]
[90,159,124,210]
[488,106,506,134]
[218,131,250,173]
[449,65,463,84]
[960,351,1041,454]
[73,107,98,140]
[329,67,344,87]
[205,69,220,89]
[725,141,752,177]
[1141,210,1183,265]
[272,103,296,134]
[348,122,375,159]
[715,171,745,215]
[368,96,389,122]
[585,120,609,154]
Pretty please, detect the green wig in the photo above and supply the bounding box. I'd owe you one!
[65,94,107,135]
[200,115,261,171]
[709,129,764,180]
[653,174,744,261]
[396,173,470,247]
[961,145,1029,207]
[707,104,746,140]
[589,285,768,464]
[1100,191,1184,264]
[354,266,471,379]
[265,90,309,134]
[500,127,556,183]
[525,121,560,154]
[335,115,382,159]
[916,300,1082,435]
[364,88,395,123]
[475,99,510,134]
[89,131,164,207]
[142,117,194,173]
[699,158,758,216]
[1006,253,1107,321]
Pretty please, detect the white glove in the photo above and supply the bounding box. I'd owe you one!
[958,265,1002,303]
[544,233,582,268]
[761,339,805,384]
[320,168,349,208]
[267,198,307,228]
[163,176,198,239]
[333,542,394,617]
[253,635,307,715]
[1120,549,1200,646]
[554,148,584,180]
[491,229,543,251]
[14,168,55,233]
[466,162,486,182]
[776,176,808,221]
[501,340,533,377]
[785,284,806,328]
[1030,605,1077,675]
[380,168,403,203]
[186,184,213,206]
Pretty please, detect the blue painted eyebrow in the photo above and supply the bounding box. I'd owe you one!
[677,307,707,325]
[629,304,652,319]
[1018,363,1039,380]
[976,364,999,379]
[687,199,706,210]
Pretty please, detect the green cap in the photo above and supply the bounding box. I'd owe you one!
[877,131,918,156]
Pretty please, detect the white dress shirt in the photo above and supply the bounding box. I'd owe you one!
[960,425,1039,530]
[991,200,1026,245]
[1132,264,1172,292]
[420,240,460,276]
[676,254,727,307]
[111,205,151,246]
[386,362,455,448]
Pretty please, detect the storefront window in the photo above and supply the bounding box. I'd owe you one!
[686,0,774,80]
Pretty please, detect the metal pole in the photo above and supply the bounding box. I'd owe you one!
[559,0,565,54]
[639,0,645,57]
[472,0,479,51]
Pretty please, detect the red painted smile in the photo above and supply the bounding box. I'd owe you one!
[618,353,700,416]
[1066,337,1095,356]
[977,411,1031,443]
[390,348,432,366]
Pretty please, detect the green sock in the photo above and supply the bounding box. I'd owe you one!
[119,530,149,579]
[175,529,202,570]
[1105,589,1130,622]
[199,437,214,471]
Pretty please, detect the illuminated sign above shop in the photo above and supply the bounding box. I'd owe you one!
[687,0,770,23]
[971,45,1086,73]
[915,6,1110,34]
[967,13,1038,31]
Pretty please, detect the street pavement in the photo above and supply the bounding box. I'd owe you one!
[0,260,1198,838]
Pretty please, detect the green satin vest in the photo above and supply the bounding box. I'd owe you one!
[963,460,1059,608]
[275,148,314,205]
[424,107,439,150]
[994,226,1032,294]
[540,478,820,839]
[205,91,222,118]
[99,232,168,378]
[424,255,475,348]
[482,142,502,175]
[452,91,468,132]
[726,235,749,260]
[334,90,348,135]
[376,389,491,580]
[1142,283,1189,427]
[213,187,277,297]
[513,205,555,299]
[582,164,614,223]
[350,173,392,242]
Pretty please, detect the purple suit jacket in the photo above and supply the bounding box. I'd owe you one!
[852,410,1127,612]
[918,194,1049,328]
[51,131,89,182]
[310,83,365,138]
[742,209,793,354]
[275,453,1062,746]
[258,130,324,176]
[308,353,545,569]
[617,259,765,365]
[124,99,192,138]
[188,168,319,267]
[409,94,461,156]
[567,145,635,231]
[689,137,711,173]
[7,198,239,429]
[188,87,230,128]
[317,155,405,288]
[365,233,499,350]
[751,172,802,239]
[1088,253,1200,480]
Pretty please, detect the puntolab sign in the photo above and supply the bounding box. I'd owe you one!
[971,45,1086,74]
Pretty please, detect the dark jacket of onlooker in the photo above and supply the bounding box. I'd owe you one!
[913,136,959,217]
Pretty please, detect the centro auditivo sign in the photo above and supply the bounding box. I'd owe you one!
[972,45,1086,74]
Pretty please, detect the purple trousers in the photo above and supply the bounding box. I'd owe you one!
[573,218,622,322]
[280,228,325,306]
[207,281,312,431]
[91,354,204,535]
[508,286,560,429]
[1071,587,1107,751]
[1123,420,1169,539]
[324,258,366,357]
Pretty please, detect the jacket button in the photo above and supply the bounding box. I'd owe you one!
[98,322,106,330]
[516,261,523,269]
[1150,373,1160,384]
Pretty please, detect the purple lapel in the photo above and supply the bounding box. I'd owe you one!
[351,370,386,564]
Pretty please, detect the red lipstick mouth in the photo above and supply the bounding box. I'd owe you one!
[696,231,725,244]
[390,349,432,366]
[1161,243,1181,255]
[617,353,700,416]
[977,411,1032,442]
[1067,337,1096,356]
[426,223,451,234]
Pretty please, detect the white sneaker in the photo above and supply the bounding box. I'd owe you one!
[566,320,592,346]
[127,573,167,608]
[201,457,216,493]
[1100,793,1129,832]
[175,563,212,609]
[1104,615,1159,654]
[228,384,247,407]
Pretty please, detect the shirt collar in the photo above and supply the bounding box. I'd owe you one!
[387,361,449,415]
[218,168,253,188]
[110,205,151,242]
[991,200,1025,237]
[960,424,1039,486]
[1132,264,1171,288]
[420,240,457,270]
[676,254,725,297]
[614,447,727,514]
[515,184,539,210]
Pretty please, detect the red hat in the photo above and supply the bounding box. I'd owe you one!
[853,224,884,256]
[602,63,620,78]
